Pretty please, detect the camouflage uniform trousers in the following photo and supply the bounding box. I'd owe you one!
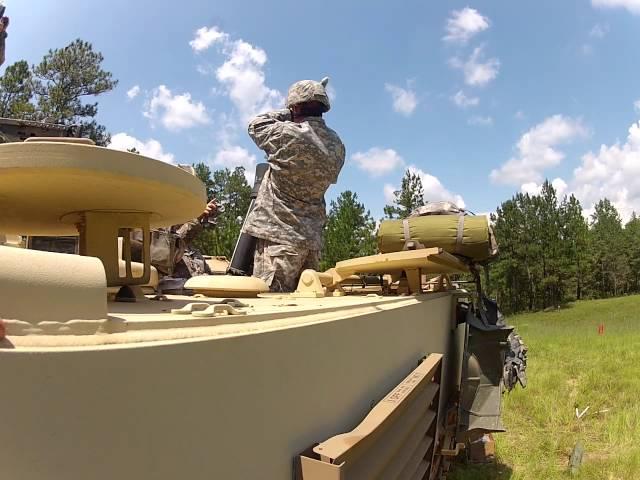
[253,239,319,293]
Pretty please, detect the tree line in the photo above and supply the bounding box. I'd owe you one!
[489,181,640,313]
[194,167,640,315]
[380,172,640,313]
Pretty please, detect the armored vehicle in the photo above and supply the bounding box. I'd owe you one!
[0,138,523,479]
[0,117,80,253]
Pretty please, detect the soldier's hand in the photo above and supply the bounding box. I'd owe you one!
[199,199,219,220]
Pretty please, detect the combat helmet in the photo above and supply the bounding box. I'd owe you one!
[286,77,331,112]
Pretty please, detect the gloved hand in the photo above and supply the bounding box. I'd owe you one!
[198,199,221,222]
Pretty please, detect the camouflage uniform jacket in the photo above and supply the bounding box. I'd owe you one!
[132,219,210,277]
[172,219,211,277]
[242,109,345,250]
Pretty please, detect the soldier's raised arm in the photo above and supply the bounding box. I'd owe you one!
[247,109,292,155]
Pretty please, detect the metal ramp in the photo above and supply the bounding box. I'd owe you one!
[297,354,447,480]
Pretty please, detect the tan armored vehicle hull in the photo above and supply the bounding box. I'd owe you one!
[1,290,463,480]
[0,139,514,479]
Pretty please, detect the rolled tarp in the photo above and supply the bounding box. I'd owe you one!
[377,214,496,263]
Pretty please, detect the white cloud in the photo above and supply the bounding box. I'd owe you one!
[190,27,284,182]
[212,145,257,184]
[582,24,608,56]
[571,121,640,221]
[192,26,283,123]
[592,0,640,14]
[383,184,396,203]
[509,120,640,222]
[108,133,175,164]
[385,83,418,116]
[449,46,500,87]
[452,90,479,108]
[634,99,640,113]
[384,166,465,209]
[144,85,210,131]
[409,166,466,208]
[468,115,493,127]
[477,211,495,224]
[126,85,141,100]
[520,177,568,198]
[520,182,541,196]
[552,178,568,198]
[490,115,587,185]
[589,23,610,38]
[214,36,283,124]
[190,26,228,52]
[443,7,490,44]
[352,147,405,177]
[326,84,337,102]
[581,44,594,56]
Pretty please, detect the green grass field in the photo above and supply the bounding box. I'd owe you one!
[449,295,640,480]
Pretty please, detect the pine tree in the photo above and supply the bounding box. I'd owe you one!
[510,192,543,310]
[589,199,627,297]
[0,60,34,118]
[194,162,215,200]
[383,170,425,219]
[490,198,528,312]
[191,166,252,259]
[561,194,589,300]
[320,191,377,271]
[534,181,565,308]
[625,212,640,293]
[490,183,587,313]
[32,39,117,145]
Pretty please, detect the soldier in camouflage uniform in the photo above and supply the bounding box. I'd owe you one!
[158,201,217,278]
[243,77,345,292]
[132,198,219,279]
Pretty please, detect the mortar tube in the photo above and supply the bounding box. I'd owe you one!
[228,162,269,276]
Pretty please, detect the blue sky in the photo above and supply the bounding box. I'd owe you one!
[5,0,640,220]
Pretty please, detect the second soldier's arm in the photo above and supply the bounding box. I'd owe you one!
[174,219,203,244]
[174,199,219,244]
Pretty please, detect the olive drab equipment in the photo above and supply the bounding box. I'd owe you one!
[377,201,526,449]
[377,201,498,263]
